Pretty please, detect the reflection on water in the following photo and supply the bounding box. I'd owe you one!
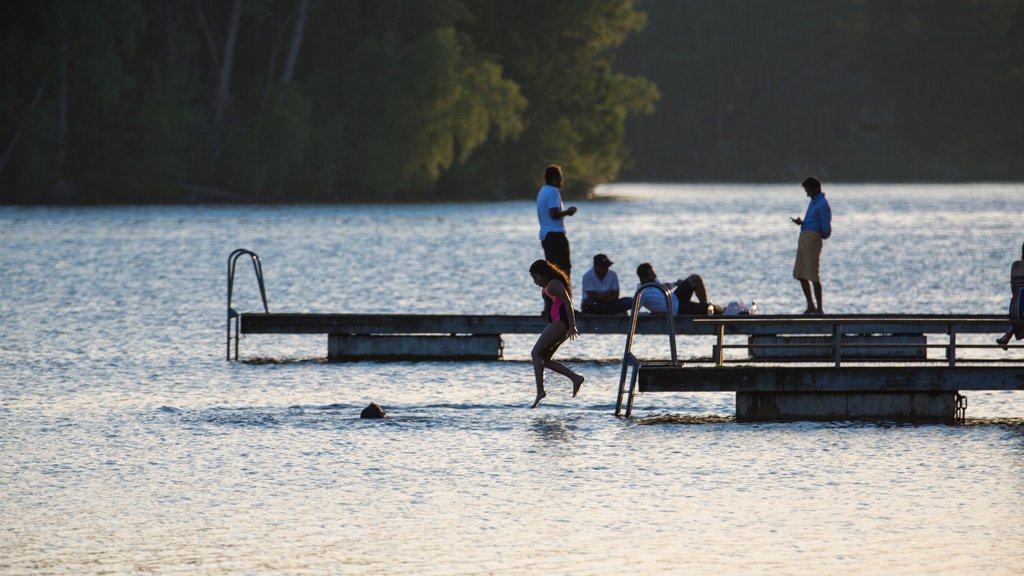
[2,184,1023,575]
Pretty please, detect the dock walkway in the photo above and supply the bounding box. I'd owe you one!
[226,251,1022,422]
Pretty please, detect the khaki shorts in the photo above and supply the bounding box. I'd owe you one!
[793,231,823,282]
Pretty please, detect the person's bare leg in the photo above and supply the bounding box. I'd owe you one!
[686,275,708,303]
[813,281,824,314]
[531,323,567,408]
[799,279,815,313]
[997,328,1013,350]
[543,359,585,397]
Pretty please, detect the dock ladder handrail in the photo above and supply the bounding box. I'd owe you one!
[615,282,679,417]
[227,248,268,361]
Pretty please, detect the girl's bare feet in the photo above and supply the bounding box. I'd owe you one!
[572,375,585,398]
[531,390,547,408]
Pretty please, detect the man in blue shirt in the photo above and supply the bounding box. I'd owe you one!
[790,176,832,314]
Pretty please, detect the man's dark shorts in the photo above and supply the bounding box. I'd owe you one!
[541,232,571,275]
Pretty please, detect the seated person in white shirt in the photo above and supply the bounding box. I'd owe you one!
[581,253,633,314]
[635,262,723,315]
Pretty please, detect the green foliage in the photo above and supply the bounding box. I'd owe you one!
[617,0,1024,182]
[26,0,1021,201]
[0,0,654,202]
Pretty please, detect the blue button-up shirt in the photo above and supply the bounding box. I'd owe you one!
[801,193,832,239]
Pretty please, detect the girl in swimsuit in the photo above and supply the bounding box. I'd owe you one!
[529,259,584,408]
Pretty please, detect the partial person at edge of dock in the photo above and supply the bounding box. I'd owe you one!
[996,240,1024,350]
[536,164,576,284]
[529,259,584,409]
[581,253,633,315]
[791,176,832,315]
[634,263,724,315]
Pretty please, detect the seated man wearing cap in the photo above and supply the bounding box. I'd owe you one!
[581,254,633,315]
[635,262,724,315]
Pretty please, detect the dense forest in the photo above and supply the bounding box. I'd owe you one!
[618,0,1024,182]
[2,1,1022,204]
[0,0,657,203]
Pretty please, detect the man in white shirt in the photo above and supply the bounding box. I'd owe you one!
[582,254,632,314]
[635,262,723,315]
[536,164,576,277]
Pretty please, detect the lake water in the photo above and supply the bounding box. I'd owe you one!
[1,183,1022,575]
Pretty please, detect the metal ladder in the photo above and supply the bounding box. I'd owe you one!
[615,282,680,417]
[227,249,269,361]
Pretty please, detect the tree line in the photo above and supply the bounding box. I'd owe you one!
[3,1,1021,205]
[1,0,658,203]
[617,0,1024,183]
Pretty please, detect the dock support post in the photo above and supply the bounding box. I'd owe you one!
[716,322,725,367]
[947,329,957,367]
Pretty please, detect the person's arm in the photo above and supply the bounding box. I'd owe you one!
[548,205,577,219]
[600,286,620,303]
[582,274,598,301]
[819,202,832,239]
[550,280,579,339]
[604,273,621,303]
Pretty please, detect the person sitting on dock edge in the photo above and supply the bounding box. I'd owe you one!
[635,262,723,315]
[581,253,632,315]
[791,176,832,315]
[529,259,585,408]
[996,240,1024,350]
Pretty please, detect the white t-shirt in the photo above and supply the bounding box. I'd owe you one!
[536,185,565,240]
[582,267,619,296]
[636,283,678,315]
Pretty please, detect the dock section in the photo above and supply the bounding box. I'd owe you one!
[617,316,1024,423]
[236,313,713,360]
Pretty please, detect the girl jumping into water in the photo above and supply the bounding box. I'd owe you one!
[529,259,584,408]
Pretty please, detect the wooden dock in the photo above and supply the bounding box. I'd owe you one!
[233,310,1022,422]
[236,312,713,360]
[235,312,1013,362]
[617,315,1024,423]
[226,250,1022,422]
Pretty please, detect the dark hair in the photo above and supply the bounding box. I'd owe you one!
[530,259,571,297]
[544,164,563,185]
[802,176,821,193]
[1020,240,1024,259]
[636,262,654,280]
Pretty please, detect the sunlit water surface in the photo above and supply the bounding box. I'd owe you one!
[2,183,1023,575]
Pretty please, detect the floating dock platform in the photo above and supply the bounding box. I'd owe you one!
[226,251,1023,423]
[616,315,1023,423]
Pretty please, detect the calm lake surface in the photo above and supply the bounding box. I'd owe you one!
[2,183,1023,575]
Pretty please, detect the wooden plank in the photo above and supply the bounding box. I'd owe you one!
[699,315,1012,335]
[735,391,959,422]
[328,335,502,361]
[638,365,1024,393]
[240,313,1014,336]
[240,313,711,335]
[746,334,927,360]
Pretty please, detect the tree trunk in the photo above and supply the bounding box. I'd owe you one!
[0,84,45,174]
[193,0,221,76]
[56,9,70,177]
[281,0,309,83]
[211,0,243,166]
